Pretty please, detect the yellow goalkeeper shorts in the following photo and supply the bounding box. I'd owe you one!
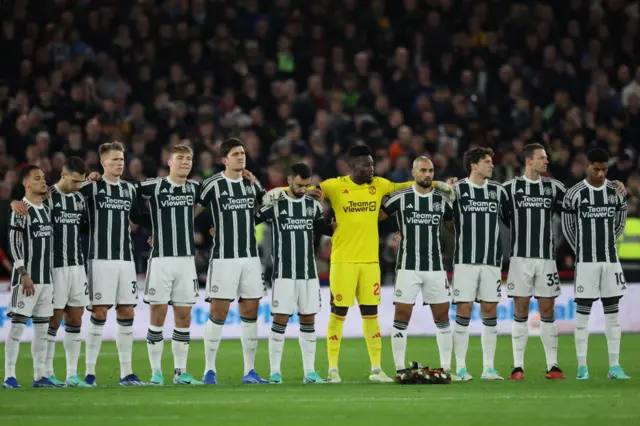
[329,263,381,307]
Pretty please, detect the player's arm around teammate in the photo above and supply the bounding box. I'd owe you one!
[200,138,269,385]
[139,145,203,386]
[79,143,145,386]
[380,157,455,373]
[255,163,332,384]
[450,148,507,381]
[3,166,56,389]
[502,144,567,381]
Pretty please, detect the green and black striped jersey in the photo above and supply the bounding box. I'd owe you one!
[382,186,454,271]
[452,178,510,267]
[256,194,331,280]
[137,177,201,258]
[9,199,53,285]
[79,178,145,261]
[502,176,565,260]
[200,173,266,260]
[46,184,86,267]
[562,179,627,263]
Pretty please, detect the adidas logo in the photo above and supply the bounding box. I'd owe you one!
[343,189,349,194]
[582,199,589,204]
[32,219,39,223]
[281,210,287,215]
[462,192,469,197]
[99,189,106,194]
[393,333,404,338]
[406,204,413,209]
[372,332,382,339]
[55,202,61,207]
[328,335,339,341]
[221,191,228,196]
[517,189,524,193]
[161,188,168,193]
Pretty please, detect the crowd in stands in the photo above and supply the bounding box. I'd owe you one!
[1,0,639,283]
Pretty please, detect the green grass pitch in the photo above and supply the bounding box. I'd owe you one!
[2,335,639,425]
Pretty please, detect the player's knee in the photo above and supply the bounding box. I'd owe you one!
[394,304,412,323]
[330,305,348,317]
[480,302,497,317]
[63,310,82,327]
[11,314,29,324]
[455,302,473,317]
[115,305,135,320]
[601,296,621,309]
[272,314,290,326]
[359,304,378,316]
[91,307,108,321]
[172,307,191,327]
[430,304,450,323]
[298,314,315,325]
[537,297,555,318]
[513,297,531,317]
[238,300,259,319]
[575,298,595,308]
[49,314,63,329]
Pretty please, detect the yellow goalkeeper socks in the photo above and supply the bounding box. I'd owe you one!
[362,314,382,369]
[327,313,345,370]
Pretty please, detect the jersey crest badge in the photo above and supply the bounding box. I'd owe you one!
[608,195,616,203]
[544,186,552,195]
[123,188,130,198]
[306,207,315,216]
[368,186,376,195]
[432,202,441,211]
[489,191,497,199]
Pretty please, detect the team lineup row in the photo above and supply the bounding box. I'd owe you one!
[2,140,629,388]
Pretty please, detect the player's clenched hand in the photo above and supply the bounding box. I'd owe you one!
[308,188,323,201]
[87,172,101,182]
[395,232,401,242]
[10,200,29,216]
[242,169,256,185]
[445,177,458,185]
[147,236,152,246]
[209,227,216,237]
[612,180,627,197]
[433,181,456,201]
[262,187,285,207]
[21,275,35,297]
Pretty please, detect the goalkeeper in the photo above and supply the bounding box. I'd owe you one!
[263,145,454,383]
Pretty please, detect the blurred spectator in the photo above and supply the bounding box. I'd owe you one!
[1,0,639,279]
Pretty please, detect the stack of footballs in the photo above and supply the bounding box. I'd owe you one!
[395,362,452,385]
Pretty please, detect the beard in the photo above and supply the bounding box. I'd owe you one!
[416,179,432,188]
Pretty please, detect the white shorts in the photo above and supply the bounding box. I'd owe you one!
[394,269,451,305]
[9,283,54,318]
[574,262,628,299]
[87,259,138,308]
[272,278,321,315]
[206,257,265,301]
[452,264,502,303]
[144,257,198,306]
[52,265,90,310]
[506,257,561,299]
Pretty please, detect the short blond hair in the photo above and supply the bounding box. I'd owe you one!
[98,141,125,158]
[170,144,193,156]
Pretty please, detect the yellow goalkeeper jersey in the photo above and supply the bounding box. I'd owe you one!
[320,176,412,263]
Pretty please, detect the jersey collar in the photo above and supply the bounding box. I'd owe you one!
[583,178,607,191]
[412,185,434,197]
